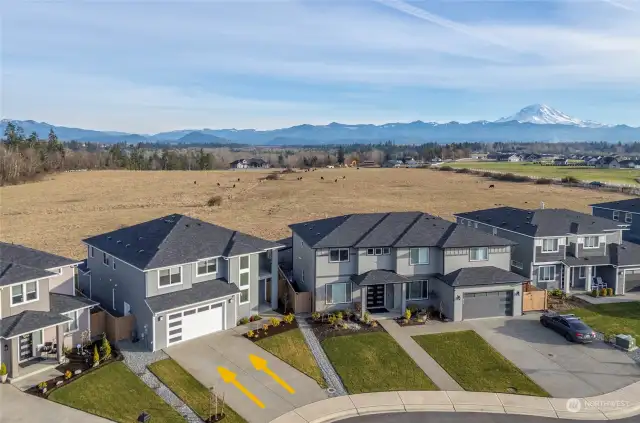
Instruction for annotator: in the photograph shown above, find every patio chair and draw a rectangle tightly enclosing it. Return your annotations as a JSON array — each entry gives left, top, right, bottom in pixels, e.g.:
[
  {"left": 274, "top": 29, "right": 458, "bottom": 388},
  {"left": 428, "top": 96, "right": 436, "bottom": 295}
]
[{"left": 41, "top": 342, "right": 53, "bottom": 358}]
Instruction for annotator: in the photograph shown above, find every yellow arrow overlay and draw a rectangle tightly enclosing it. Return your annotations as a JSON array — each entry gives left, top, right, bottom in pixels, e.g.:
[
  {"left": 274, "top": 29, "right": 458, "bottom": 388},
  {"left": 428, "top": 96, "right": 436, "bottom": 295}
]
[
  {"left": 217, "top": 367, "right": 265, "bottom": 409},
  {"left": 249, "top": 354, "right": 296, "bottom": 394}
]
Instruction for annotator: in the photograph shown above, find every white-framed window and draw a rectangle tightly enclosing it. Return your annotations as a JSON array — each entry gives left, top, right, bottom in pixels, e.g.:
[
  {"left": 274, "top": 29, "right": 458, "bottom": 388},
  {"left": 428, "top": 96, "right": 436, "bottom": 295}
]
[
  {"left": 406, "top": 280, "right": 429, "bottom": 300},
  {"left": 366, "top": 247, "right": 391, "bottom": 256},
  {"left": 541, "top": 238, "right": 559, "bottom": 253},
  {"left": 625, "top": 213, "right": 633, "bottom": 223},
  {"left": 159, "top": 266, "right": 182, "bottom": 287},
  {"left": 89, "top": 246, "right": 94, "bottom": 258},
  {"left": 583, "top": 236, "right": 599, "bottom": 249},
  {"left": 329, "top": 248, "right": 349, "bottom": 262},
  {"left": 409, "top": 247, "right": 429, "bottom": 265},
  {"left": 326, "top": 282, "right": 352, "bottom": 304},
  {"left": 511, "top": 260, "right": 523, "bottom": 270},
  {"left": 538, "top": 265, "right": 556, "bottom": 282},
  {"left": 613, "top": 211, "right": 620, "bottom": 221},
  {"left": 11, "top": 281, "right": 39, "bottom": 306},
  {"left": 197, "top": 258, "right": 217, "bottom": 276},
  {"left": 469, "top": 247, "right": 489, "bottom": 261},
  {"left": 103, "top": 252, "right": 110, "bottom": 267},
  {"left": 239, "top": 255, "right": 250, "bottom": 304},
  {"left": 579, "top": 267, "right": 586, "bottom": 279},
  {"left": 63, "top": 310, "right": 79, "bottom": 333}
]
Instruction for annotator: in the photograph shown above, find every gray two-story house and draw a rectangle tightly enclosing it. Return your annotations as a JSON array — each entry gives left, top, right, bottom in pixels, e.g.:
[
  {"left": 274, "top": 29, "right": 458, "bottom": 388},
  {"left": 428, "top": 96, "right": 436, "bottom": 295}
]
[
  {"left": 0, "top": 242, "right": 96, "bottom": 382},
  {"left": 80, "top": 214, "right": 283, "bottom": 351},
  {"left": 288, "top": 212, "right": 528, "bottom": 322},
  {"left": 455, "top": 207, "right": 640, "bottom": 294},
  {"left": 591, "top": 198, "right": 640, "bottom": 245}
]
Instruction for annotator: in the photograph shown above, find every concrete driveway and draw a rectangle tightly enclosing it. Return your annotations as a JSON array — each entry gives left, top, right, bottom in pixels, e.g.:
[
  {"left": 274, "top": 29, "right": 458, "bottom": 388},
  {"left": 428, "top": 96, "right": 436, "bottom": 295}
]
[
  {"left": 468, "top": 314, "right": 640, "bottom": 398},
  {"left": 165, "top": 328, "right": 328, "bottom": 423}
]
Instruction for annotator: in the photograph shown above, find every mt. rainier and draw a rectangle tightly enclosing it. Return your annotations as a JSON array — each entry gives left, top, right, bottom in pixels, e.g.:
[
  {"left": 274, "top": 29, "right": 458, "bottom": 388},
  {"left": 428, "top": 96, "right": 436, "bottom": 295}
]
[{"left": 495, "top": 104, "right": 607, "bottom": 128}]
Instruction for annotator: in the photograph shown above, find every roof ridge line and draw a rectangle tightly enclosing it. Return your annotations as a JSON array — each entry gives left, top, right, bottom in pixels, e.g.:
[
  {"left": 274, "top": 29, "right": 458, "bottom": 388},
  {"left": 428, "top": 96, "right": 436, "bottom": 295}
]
[
  {"left": 391, "top": 212, "right": 426, "bottom": 246},
  {"left": 352, "top": 213, "right": 393, "bottom": 247},
  {"left": 435, "top": 221, "right": 459, "bottom": 247}
]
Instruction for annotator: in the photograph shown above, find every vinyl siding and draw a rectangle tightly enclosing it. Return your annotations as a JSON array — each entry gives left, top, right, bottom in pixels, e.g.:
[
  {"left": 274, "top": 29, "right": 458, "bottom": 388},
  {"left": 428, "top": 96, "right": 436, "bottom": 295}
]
[
  {"left": 1, "top": 279, "right": 51, "bottom": 318},
  {"left": 48, "top": 266, "right": 76, "bottom": 295},
  {"left": 291, "top": 232, "right": 315, "bottom": 293},
  {"left": 227, "top": 253, "right": 260, "bottom": 319},
  {"left": 443, "top": 247, "right": 511, "bottom": 274},
  {"left": 357, "top": 248, "right": 395, "bottom": 273},
  {"left": 395, "top": 247, "right": 442, "bottom": 275}
]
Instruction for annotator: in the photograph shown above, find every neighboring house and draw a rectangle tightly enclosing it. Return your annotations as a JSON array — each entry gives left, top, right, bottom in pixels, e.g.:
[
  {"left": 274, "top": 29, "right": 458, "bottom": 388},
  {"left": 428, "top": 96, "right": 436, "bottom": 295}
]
[
  {"left": 596, "top": 157, "right": 620, "bottom": 169},
  {"left": 288, "top": 212, "right": 527, "bottom": 322},
  {"left": 524, "top": 154, "right": 542, "bottom": 162},
  {"left": 230, "top": 158, "right": 270, "bottom": 169},
  {"left": 553, "top": 158, "right": 569, "bottom": 166},
  {"left": 591, "top": 198, "right": 640, "bottom": 245},
  {"left": 455, "top": 207, "right": 640, "bottom": 294},
  {"left": 383, "top": 160, "right": 404, "bottom": 168},
  {"left": 619, "top": 160, "right": 638, "bottom": 169},
  {"left": 508, "top": 154, "right": 522, "bottom": 162},
  {"left": 230, "top": 159, "right": 248, "bottom": 169},
  {"left": 0, "top": 242, "right": 96, "bottom": 382},
  {"left": 587, "top": 157, "right": 599, "bottom": 166},
  {"left": 80, "top": 214, "right": 283, "bottom": 351}
]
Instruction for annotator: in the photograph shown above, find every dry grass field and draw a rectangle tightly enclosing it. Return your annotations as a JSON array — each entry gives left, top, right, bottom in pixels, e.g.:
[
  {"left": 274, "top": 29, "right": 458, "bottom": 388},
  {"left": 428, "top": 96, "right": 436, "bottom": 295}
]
[{"left": 0, "top": 168, "right": 633, "bottom": 260}]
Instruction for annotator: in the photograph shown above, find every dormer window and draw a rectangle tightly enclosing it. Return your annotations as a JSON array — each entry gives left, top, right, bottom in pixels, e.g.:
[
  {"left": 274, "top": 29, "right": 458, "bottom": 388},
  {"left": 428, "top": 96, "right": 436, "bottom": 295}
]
[{"left": 583, "top": 236, "right": 600, "bottom": 249}]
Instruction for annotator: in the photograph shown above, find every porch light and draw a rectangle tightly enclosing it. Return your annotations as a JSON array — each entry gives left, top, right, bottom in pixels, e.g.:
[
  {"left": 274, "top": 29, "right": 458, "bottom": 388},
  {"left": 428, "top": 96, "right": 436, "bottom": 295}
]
[
  {"left": 515, "top": 291, "right": 520, "bottom": 297},
  {"left": 158, "top": 316, "right": 163, "bottom": 322},
  {"left": 229, "top": 298, "right": 233, "bottom": 303},
  {"left": 3, "top": 345, "right": 7, "bottom": 352}
]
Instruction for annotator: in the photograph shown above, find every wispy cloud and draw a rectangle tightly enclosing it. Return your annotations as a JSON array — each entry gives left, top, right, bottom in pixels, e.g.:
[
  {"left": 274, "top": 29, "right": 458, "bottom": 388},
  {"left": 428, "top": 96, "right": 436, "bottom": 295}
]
[{"left": 600, "top": 0, "right": 637, "bottom": 11}]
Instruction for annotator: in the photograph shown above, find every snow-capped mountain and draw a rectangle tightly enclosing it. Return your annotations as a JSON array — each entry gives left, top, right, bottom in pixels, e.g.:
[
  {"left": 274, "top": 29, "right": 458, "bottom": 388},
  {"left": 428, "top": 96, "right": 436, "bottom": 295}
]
[
  {"left": 495, "top": 104, "right": 607, "bottom": 128},
  {"left": 2, "top": 104, "right": 638, "bottom": 145}
]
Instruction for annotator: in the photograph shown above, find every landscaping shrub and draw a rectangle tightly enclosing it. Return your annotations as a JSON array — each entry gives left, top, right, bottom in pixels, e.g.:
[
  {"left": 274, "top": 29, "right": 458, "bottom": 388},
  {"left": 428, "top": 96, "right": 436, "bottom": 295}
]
[
  {"left": 283, "top": 313, "right": 295, "bottom": 324},
  {"left": 327, "top": 314, "right": 337, "bottom": 325},
  {"left": 262, "top": 323, "right": 269, "bottom": 332},
  {"left": 93, "top": 345, "right": 100, "bottom": 366},
  {"left": 600, "top": 288, "right": 608, "bottom": 297},
  {"left": 496, "top": 173, "right": 530, "bottom": 182},
  {"left": 439, "top": 165, "right": 453, "bottom": 171},
  {"left": 101, "top": 335, "right": 112, "bottom": 359},
  {"left": 207, "top": 195, "right": 223, "bottom": 207},
  {"left": 455, "top": 168, "right": 471, "bottom": 174},
  {"left": 64, "top": 370, "right": 73, "bottom": 380},
  {"left": 482, "top": 172, "right": 493, "bottom": 177},
  {"left": 269, "top": 317, "right": 281, "bottom": 327},
  {"left": 311, "top": 312, "right": 321, "bottom": 321},
  {"left": 535, "top": 178, "right": 553, "bottom": 185},
  {"left": 239, "top": 317, "right": 250, "bottom": 325},
  {"left": 607, "top": 288, "right": 614, "bottom": 296},
  {"left": 561, "top": 176, "right": 579, "bottom": 184},
  {"left": 0, "top": 363, "right": 6, "bottom": 376},
  {"left": 404, "top": 309, "right": 412, "bottom": 320},
  {"left": 591, "top": 289, "right": 599, "bottom": 297},
  {"left": 370, "top": 320, "right": 379, "bottom": 328},
  {"left": 343, "top": 308, "right": 353, "bottom": 320},
  {"left": 334, "top": 311, "right": 343, "bottom": 320}
]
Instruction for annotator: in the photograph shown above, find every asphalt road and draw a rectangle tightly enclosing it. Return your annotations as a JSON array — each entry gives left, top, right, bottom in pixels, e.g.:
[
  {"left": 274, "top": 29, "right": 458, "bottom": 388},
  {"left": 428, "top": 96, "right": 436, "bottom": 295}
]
[{"left": 339, "top": 413, "right": 640, "bottom": 423}]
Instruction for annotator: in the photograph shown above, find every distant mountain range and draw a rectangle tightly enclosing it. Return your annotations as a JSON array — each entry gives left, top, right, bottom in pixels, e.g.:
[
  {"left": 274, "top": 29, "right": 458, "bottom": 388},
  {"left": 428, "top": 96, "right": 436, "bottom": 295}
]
[{"left": 2, "top": 105, "right": 639, "bottom": 145}]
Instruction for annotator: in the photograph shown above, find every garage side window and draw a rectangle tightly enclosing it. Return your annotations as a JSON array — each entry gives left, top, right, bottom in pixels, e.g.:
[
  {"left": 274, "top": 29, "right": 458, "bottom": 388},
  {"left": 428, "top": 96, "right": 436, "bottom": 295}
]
[
  {"left": 159, "top": 266, "right": 182, "bottom": 287},
  {"left": 326, "top": 282, "right": 352, "bottom": 304},
  {"left": 239, "top": 255, "right": 250, "bottom": 304},
  {"left": 406, "top": 280, "right": 429, "bottom": 300}
]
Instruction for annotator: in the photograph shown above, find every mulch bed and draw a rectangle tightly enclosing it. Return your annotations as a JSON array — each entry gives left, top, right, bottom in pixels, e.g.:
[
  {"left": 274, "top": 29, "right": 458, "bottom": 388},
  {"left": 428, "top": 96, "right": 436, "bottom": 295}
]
[
  {"left": 244, "top": 319, "right": 298, "bottom": 342},
  {"left": 307, "top": 316, "right": 385, "bottom": 342},
  {"left": 25, "top": 341, "right": 122, "bottom": 398},
  {"left": 396, "top": 311, "right": 447, "bottom": 327}
]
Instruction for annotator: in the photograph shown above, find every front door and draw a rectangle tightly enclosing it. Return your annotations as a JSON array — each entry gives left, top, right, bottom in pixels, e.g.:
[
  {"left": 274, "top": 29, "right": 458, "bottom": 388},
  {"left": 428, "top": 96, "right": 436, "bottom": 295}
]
[
  {"left": 366, "top": 284, "right": 385, "bottom": 308},
  {"left": 19, "top": 333, "right": 34, "bottom": 361}
]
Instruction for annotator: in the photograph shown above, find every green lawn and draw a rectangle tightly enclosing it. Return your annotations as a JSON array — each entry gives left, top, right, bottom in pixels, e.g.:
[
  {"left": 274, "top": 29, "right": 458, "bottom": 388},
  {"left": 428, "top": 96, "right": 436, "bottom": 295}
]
[
  {"left": 321, "top": 332, "right": 438, "bottom": 394},
  {"left": 571, "top": 302, "right": 640, "bottom": 340},
  {"left": 254, "top": 328, "right": 327, "bottom": 388},
  {"left": 448, "top": 161, "right": 640, "bottom": 185},
  {"left": 49, "top": 361, "right": 184, "bottom": 423},
  {"left": 148, "top": 359, "right": 246, "bottom": 423},
  {"left": 413, "top": 330, "right": 548, "bottom": 397}
]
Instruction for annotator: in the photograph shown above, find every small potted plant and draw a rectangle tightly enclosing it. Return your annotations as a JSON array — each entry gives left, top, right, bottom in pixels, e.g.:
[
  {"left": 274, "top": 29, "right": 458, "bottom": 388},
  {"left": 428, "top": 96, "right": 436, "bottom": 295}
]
[
  {"left": 65, "top": 370, "right": 73, "bottom": 380},
  {"left": 38, "top": 381, "right": 47, "bottom": 394},
  {"left": 0, "top": 362, "right": 7, "bottom": 383}
]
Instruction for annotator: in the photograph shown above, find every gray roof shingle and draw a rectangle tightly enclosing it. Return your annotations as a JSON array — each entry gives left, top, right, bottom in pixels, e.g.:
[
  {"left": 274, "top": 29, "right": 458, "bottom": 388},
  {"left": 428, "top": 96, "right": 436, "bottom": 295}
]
[
  {"left": 351, "top": 270, "right": 410, "bottom": 286},
  {"left": 455, "top": 207, "right": 624, "bottom": 237},
  {"left": 439, "top": 266, "right": 529, "bottom": 287},
  {"left": 49, "top": 293, "right": 98, "bottom": 314},
  {"left": 0, "top": 311, "right": 72, "bottom": 339},
  {"left": 616, "top": 242, "right": 640, "bottom": 267},
  {"left": 290, "top": 212, "right": 515, "bottom": 250},
  {"left": 0, "top": 242, "right": 80, "bottom": 269},
  {"left": 83, "top": 214, "right": 283, "bottom": 270},
  {"left": 145, "top": 279, "right": 240, "bottom": 313},
  {"left": 0, "top": 261, "right": 56, "bottom": 286},
  {"left": 591, "top": 198, "right": 640, "bottom": 214}
]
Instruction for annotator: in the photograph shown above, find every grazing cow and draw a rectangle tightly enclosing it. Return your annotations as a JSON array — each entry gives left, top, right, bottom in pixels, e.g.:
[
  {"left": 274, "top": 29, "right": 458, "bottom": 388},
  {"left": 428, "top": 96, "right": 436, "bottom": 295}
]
[
  {"left": 489, "top": 184, "right": 495, "bottom": 188},
  {"left": 335, "top": 179, "right": 338, "bottom": 183},
  {"left": 321, "top": 177, "right": 324, "bottom": 180},
  {"left": 233, "top": 184, "right": 236, "bottom": 188},
  {"left": 237, "top": 178, "right": 240, "bottom": 182},
  {"left": 342, "top": 176, "right": 346, "bottom": 179},
  {"left": 194, "top": 181, "right": 197, "bottom": 184},
  {"left": 217, "top": 183, "right": 220, "bottom": 186}
]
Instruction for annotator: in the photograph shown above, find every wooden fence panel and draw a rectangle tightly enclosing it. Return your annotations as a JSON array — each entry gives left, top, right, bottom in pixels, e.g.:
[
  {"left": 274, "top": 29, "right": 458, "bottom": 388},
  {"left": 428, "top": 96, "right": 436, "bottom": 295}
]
[
  {"left": 90, "top": 310, "right": 106, "bottom": 338},
  {"left": 294, "top": 292, "right": 312, "bottom": 314},
  {"left": 523, "top": 289, "right": 548, "bottom": 312}
]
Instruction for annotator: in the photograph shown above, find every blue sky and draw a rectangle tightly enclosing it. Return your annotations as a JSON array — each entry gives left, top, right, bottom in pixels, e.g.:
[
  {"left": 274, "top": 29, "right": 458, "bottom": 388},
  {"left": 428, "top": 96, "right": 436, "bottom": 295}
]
[{"left": 3, "top": 0, "right": 640, "bottom": 133}]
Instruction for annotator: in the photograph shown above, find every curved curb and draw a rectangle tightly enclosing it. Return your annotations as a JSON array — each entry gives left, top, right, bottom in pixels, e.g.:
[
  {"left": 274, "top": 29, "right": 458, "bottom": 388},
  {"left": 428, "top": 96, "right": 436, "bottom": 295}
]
[{"left": 269, "top": 383, "right": 640, "bottom": 423}]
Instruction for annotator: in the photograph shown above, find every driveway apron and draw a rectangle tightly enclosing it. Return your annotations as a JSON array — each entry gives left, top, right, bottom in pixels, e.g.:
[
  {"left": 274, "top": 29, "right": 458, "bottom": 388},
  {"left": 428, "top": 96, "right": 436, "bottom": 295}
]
[{"left": 165, "top": 329, "right": 328, "bottom": 423}]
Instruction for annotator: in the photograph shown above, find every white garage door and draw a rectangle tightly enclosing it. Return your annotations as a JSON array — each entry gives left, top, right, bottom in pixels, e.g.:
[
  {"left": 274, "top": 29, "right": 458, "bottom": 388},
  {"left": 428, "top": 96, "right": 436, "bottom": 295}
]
[
  {"left": 167, "top": 302, "right": 225, "bottom": 346},
  {"left": 626, "top": 269, "right": 640, "bottom": 293}
]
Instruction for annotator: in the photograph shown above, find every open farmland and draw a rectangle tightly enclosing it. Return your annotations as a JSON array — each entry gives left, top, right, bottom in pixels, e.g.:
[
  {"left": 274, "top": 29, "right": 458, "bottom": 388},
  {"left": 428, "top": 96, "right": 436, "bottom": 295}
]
[
  {"left": 0, "top": 168, "right": 634, "bottom": 259},
  {"left": 448, "top": 161, "right": 640, "bottom": 185}
]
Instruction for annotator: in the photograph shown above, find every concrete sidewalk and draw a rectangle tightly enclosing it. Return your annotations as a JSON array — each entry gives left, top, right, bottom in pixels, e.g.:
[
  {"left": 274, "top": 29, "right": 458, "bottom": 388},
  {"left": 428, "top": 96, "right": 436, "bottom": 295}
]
[
  {"left": 166, "top": 326, "right": 328, "bottom": 423},
  {"left": 0, "top": 384, "right": 112, "bottom": 423},
  {"left": 268, "top": 380, "right": 640, "bottom": 423},
  {"left": 378, "top": 319, "right": 464, "bottom": 391}
]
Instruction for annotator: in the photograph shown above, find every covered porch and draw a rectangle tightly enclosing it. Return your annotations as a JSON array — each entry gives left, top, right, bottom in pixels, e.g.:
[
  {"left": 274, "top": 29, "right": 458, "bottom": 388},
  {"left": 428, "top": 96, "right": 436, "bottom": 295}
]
[
  {"left": 0, "top": 311, "right": 70, "bottom": 383},
  {"left": 561, "top": 257, "right": 618, "bottom": 294},
  {"left": 351, "top": 270, "right": 411, "bottom": 319}
]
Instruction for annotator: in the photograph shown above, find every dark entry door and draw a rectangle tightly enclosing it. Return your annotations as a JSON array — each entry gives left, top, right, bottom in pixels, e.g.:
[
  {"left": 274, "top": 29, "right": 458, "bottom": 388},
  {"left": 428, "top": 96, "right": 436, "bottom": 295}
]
[
  {"left": 19, "top": 333, "right": 34, "bottom": 361},
  {"left": 366, "top": 284, "right": 385, "bottom": 308}
]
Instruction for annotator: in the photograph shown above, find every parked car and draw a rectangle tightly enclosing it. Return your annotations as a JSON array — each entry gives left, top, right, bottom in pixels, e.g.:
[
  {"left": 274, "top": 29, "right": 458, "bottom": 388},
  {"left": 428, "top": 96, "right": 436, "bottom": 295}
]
[
  {"left": 540, "top": 313, "right": 596, "bottom": 343},
  {"left": 590, "top": 181, "right": 604, "bottom": 187}
]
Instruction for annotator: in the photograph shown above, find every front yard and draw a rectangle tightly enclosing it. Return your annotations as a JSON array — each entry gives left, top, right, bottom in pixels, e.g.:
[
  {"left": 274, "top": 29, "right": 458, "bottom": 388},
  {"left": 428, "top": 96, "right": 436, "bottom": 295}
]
[
  {"left": 571, "top": 301, "right": 640, "bottom": 340},
  {"left": 413, "top": 330, "right": 549, "bottom": 397},
  {"left": 321, "top": 331, "right": 438, "bottom": 394},
  {"left": 254, "top": 328, "right": 326, "bottom": 388},
  {"left": 148, "top": 359, "right": 247, "bottom": 423},
  {"left": 49, "top": 361, "right": 184, "bottom": 423}
]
